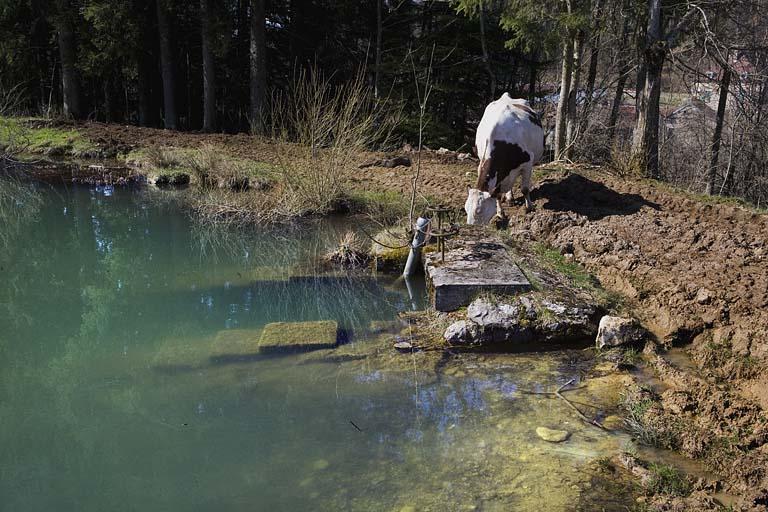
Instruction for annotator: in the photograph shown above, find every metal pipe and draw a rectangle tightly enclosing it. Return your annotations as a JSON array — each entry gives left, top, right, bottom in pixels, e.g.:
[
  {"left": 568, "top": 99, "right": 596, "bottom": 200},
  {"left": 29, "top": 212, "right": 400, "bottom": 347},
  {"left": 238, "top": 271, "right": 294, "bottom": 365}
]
[{"left": 403, "top": 217, "right": 430, "bottom": 277}]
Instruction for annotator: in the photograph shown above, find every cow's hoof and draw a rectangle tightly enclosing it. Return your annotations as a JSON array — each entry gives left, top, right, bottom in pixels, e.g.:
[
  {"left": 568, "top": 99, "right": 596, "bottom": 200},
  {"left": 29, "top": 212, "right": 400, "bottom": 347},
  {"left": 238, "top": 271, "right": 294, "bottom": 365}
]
[{"left": 492, "top": 215, "right": 509, "bottom": 230}]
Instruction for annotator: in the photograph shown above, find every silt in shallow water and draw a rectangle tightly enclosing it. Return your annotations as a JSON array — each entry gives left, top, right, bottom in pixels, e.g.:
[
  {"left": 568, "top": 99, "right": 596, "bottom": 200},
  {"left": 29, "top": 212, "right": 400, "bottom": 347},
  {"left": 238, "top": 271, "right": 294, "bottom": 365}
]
[{"left": 0, "top": 181, "right": 642, "bottom": 511}]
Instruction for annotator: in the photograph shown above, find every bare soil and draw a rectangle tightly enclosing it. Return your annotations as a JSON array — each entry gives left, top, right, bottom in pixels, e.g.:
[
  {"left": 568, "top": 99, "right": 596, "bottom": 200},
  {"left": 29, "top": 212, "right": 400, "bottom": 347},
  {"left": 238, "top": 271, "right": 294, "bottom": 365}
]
[
  {"left": 23, "top": 120, "right": 768, "bottom": 509},
  {"left": 502, "top": 168, "right": 768, "bottom": 510}
]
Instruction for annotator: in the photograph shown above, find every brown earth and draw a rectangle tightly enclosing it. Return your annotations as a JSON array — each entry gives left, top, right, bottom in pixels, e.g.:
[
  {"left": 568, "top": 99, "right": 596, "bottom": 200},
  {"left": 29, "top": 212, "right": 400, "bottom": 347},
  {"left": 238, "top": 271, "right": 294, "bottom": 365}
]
[
  {"left": 24, "top": 120, "right": 768, "bottom": 509},
  {"left": 503, "top": 170, "right": 768, "bottom": 510}
]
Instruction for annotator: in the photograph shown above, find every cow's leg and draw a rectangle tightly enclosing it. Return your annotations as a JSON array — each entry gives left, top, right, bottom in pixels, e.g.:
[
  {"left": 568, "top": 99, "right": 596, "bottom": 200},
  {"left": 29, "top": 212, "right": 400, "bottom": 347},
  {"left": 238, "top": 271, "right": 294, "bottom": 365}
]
[
  {"left": 521, "top": 164, "right": 534, "bottom": 212},
  {"left": 495, "top": 197, "right": 506, "bottom": 219},
  {"left": 499, "top": 167, "right": 521, "bottom": 206},
  {"left": 491, "top": 196, "right": 509, "bottom": 229}
]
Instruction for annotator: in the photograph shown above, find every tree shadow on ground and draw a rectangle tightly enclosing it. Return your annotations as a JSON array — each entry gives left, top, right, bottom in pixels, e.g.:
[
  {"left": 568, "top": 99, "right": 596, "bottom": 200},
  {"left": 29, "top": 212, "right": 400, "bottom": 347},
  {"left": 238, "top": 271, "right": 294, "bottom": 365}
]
[{"left": 532, "top": 173, "right": 661, "bottom": 220}]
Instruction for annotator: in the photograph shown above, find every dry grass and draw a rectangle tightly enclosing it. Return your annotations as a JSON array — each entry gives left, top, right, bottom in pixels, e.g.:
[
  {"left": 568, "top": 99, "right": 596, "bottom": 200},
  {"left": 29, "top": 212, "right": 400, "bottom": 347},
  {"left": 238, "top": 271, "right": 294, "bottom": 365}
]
[
  {"left": 185, "top": 144, "right": 252, "bottom": 191},
  {"left": 181, "top": 71, "right": 401, "bottom": 229},
  {"left": 0, "top": 174, "right": 42, "bottom": 252},
  {"left": 323, "top": 230, "right": 370, "bottom": 268},
  {"left": 0, "top": 84, "right": 28, "bottom": 161},
  {"left": 144, "top": 146, "right": 183, "bottom": 169},
  {"left": 189, "top": 188, "right": 283, "bottom": 227},
  {"left": 269, "top": 67, "right": 399, "bottom": 216},
  {"left": 609, "top": 138, "right": 644, "bottom": 178}
]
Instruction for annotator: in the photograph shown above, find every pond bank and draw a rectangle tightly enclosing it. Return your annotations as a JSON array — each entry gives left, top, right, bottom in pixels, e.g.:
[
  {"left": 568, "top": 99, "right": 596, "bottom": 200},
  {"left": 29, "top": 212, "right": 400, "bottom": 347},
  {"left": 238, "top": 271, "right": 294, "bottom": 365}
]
[{"left": 3, "top": 117, "right": 767, "bottom": 509}]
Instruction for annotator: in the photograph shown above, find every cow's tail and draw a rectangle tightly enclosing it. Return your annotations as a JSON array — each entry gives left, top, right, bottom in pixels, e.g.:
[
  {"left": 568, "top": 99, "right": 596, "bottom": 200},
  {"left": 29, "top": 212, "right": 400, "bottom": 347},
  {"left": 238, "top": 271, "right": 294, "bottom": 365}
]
[{"left": 476, "top": 125, "right": 498, "bottom": 191}]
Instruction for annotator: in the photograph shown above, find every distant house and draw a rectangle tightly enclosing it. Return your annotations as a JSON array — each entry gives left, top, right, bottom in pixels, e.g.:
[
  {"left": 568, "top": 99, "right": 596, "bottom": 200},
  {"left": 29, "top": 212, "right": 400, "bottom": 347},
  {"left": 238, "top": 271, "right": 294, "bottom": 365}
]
[
  {"left": 692, "top": 54, "right": 760, "bottom": 110},
  {"left": 733, "top": 54, "right": 756, "bottom": 82},
  {"left": 665, "top": 97, "right": 717, "bottom": 130}
]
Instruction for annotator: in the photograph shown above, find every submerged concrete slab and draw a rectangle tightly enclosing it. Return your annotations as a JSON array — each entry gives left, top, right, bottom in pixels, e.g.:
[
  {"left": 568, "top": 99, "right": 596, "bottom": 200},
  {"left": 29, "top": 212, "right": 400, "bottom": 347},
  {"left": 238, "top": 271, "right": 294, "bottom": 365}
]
[
  {"left": 423, "top": 229, "right": 531, "bottom": 311},
  {"left": 258, "top": 320, "right": 339, "bottom": 354},
  {"left": 211, "top": 329, "right": 262, "bottom": 356}
]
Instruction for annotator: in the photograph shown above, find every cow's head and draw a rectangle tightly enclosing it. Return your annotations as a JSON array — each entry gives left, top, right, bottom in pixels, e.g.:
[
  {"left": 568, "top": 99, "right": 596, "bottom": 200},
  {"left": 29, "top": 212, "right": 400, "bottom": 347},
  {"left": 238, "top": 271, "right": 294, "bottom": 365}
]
[{"left": 465, "top": 188, "right": 496, "bottom": 225}]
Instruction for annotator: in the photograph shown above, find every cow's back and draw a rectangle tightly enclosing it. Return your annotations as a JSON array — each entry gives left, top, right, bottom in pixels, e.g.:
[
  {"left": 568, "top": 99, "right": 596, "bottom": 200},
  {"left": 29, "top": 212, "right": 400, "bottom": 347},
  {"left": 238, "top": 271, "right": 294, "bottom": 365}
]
[{"left": 476, "top": 93, "right": 543, "bottom": 163}]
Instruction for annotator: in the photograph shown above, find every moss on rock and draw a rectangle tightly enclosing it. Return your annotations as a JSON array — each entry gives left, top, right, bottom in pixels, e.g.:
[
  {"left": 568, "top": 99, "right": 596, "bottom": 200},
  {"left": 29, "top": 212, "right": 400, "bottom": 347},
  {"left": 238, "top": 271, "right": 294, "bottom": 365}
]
[{"left": 258, "top": 320, "right": 339, "bottom": 353}]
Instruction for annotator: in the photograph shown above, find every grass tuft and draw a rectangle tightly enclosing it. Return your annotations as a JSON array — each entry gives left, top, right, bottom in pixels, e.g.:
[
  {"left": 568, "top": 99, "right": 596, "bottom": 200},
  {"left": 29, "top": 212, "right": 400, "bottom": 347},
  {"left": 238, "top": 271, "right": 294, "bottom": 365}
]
[
  {"left": 144, "top": 146, "right": 183, "bottom": 169},
  {"left": 645, "top": 463, "right": 692, "bottom": 496},
  {"left": 620, "top": 388, "right": 678, "bottom": 449}
]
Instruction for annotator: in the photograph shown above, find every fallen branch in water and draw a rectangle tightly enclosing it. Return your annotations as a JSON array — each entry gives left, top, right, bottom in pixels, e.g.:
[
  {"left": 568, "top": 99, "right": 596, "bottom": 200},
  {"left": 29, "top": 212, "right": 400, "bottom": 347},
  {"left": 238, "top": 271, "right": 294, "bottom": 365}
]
[{"left": 522, "top": 379, "right": 608, "bottom": 431}]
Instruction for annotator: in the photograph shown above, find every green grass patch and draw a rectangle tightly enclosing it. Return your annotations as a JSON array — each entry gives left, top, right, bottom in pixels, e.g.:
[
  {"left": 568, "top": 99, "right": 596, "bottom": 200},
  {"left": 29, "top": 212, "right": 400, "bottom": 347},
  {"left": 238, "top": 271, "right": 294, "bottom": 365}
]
[
  {"left": 533, "top": 242, "right": 598, "bottom": 289},
  {"left": 621, "top": 388, "right": 679, "bottom": 449},
  {"left": 124, "top": 145, "right": 277, "bottom": 191},
  {"left": 619, "top": 347, "right": 643, "bottom": 368},
  {"left": 531, "top": 241, "right": 624, "bottom": 310},
  {"left": 0, "top": 117, "right": 97, "bottom": 156}
]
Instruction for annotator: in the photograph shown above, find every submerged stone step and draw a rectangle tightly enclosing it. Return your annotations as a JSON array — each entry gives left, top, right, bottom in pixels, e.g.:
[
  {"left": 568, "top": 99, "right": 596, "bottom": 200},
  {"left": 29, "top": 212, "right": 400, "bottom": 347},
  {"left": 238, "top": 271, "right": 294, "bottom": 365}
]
[
  {"left": 423, "top": 227, "right": 531, "bottom": 312},
  {"left": 258, "top": 320, "right": 339, "bottom": 354},
  {"left": 211, "top": 329, "right": 262, "bottom": 357}
]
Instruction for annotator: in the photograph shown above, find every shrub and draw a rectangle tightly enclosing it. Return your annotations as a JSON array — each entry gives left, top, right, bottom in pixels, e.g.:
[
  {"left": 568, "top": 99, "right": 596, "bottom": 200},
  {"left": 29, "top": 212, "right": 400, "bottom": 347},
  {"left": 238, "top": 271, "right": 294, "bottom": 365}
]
[
  {"left": 269, "top": 67, "right": 399, "bottom": 216},
  {"left": 144, "top": 146, "right": 182, "bottom": 169},
  {"left": 185, "top": 144, "right": 251, "bottom": 191}
]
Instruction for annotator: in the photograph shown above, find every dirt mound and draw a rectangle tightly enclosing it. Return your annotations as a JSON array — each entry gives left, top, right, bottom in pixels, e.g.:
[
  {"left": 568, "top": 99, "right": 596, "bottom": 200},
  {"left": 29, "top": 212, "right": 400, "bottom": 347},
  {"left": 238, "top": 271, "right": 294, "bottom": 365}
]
[{"left": 502, "top": 168, "right": 768, "bottom": 508}]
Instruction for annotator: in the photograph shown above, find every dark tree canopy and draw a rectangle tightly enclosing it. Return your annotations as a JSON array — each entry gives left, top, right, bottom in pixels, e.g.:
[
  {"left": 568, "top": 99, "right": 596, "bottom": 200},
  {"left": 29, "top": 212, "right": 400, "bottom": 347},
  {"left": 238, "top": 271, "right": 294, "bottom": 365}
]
[{"left": 1, "top": 0, "right": 768, "bottom": 203}]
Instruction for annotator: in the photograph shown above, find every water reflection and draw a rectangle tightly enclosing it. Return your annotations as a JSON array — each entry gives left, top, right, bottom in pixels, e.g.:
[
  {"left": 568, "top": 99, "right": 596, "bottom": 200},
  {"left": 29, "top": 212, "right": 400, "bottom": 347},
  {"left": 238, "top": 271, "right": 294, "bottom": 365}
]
[{"left": 0, "top": 180, "right": 633, "bottom": 511}]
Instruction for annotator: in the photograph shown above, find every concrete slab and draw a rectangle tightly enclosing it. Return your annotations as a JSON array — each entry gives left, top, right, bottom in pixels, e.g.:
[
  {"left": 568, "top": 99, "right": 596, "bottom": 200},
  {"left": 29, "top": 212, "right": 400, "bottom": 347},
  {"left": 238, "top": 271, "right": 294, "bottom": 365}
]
[
  {"left": 258, "top": 320, "right": 339, "bottom": 354},
  {"left": 423, "top": 228, "right": 531, "bottom": 311},
  {"left": 211, "top": 329, "right": 262, "bottom": 357}
]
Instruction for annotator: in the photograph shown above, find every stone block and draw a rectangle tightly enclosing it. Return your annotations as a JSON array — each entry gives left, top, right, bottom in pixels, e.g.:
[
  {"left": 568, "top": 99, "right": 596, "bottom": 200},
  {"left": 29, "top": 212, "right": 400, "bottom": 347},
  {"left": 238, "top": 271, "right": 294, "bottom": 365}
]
[
  {"left": 258, "top": 320, "right": 339, "bottom": 354},
  {"left": 423, "top": 229, "right": 530, "bottom": 311},
  {"left": 211, "top": 329, "right": 262, "bottom": 357}
]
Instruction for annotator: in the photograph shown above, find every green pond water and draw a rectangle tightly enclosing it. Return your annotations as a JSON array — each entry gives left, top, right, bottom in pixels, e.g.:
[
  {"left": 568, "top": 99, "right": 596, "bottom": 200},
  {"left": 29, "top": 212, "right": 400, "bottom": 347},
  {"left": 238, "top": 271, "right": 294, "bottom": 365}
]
[{"left": 0, "top": 180, "right": 638, "bottom": 511}]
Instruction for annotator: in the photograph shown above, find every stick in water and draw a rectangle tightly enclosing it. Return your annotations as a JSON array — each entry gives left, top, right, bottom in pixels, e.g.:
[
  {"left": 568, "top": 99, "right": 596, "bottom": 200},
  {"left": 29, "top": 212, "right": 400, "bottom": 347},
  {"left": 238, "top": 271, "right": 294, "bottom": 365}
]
[{"left": 349, "top": 420, "right": 363, "bottom": 432}]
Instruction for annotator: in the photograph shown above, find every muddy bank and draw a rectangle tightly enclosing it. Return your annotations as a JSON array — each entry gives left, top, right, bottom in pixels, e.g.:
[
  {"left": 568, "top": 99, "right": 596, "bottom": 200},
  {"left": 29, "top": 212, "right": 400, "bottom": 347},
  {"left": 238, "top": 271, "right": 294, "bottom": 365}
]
[
  {"left": 7, "top": 119, "right": 768, "bottom": 507},
  {"left": 504, "top": 168, "right": 768, "bottom": 510}
]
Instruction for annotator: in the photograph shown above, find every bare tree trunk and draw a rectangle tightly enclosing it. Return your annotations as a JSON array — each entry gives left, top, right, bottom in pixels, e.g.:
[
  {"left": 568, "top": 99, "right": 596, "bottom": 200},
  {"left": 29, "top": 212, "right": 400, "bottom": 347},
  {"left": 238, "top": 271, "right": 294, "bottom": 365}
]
[
  {"left": 200, "top": 0, "right": 216, "bottom": 132},
  {"left": 249, "top": 0, "right": 267, "bottom": 134},
  {"left": 631, "top": 0, "right": 663, "bottom": 178},
  {"left": 103, "top": 75, "right": 114, "bottom": 122},
  {"left": 479, "top": 2, "right": 496, "bottom": 101},
  {"left": 707, "top": 66, "right": 731, "bottom": 195},
  {"left": 608, "top": 12, "right": 632, "bottom": 142},
  {"left": 136, "top": 40, "right": 155, "bottom": 127},
  {"left": 555, "top": 32, "right": 575, "bottom": 160},
  {"left": 528, "top": 49, "right": 538, "bottom": 101},
  {"left": 55, "top": 0, "right": 81, "bottom": 119},
  {"left": 634, "top": 16, "right": 647, "bottom": 115},
  {"left": 579, "top": 0, "right": 602, "bottom": 136},
  {"left": 156, "top": 0, "right": 177, "bottom": 129},
  {"left": 583, "top": 25, "right": 600, "bottom": 103},
  {"left": 374, "top": 0, "right": 382, "bottom": 98},
  {"left": 565, "top": 31, "right": 585, "bottom": 159}
]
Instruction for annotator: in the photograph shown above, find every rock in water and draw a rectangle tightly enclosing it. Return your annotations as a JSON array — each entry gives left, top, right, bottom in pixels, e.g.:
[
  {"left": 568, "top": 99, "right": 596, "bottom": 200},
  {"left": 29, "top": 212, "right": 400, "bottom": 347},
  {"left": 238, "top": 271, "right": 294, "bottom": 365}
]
[
  {"left": 394, "top": 339, "right": 414, "bottom": 352},
  {"left": 536, "top": 426, "right": 571, "bottom": 443},
  {"left": 258, "top": 321, "right": 338, "bottom": 353},
  {"left": 444, "top": 320, "right": 472, "bottom": 344},
  {"left": 595, "top": 316, "right": 646, "bottom": 349},
  {"left": 467, "top": 299, "right": 521, "bottom": 330},
  {"left": 312, "top": 459, "right": 329, "bottom": 470}
]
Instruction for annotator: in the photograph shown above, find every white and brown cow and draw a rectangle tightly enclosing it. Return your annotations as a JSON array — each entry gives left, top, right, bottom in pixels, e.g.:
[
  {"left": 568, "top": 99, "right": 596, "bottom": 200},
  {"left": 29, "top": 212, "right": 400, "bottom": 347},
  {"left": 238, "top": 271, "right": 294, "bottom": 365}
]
[{"left": 465, "top": 93, "right": 544, "bottom": 225}]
